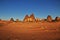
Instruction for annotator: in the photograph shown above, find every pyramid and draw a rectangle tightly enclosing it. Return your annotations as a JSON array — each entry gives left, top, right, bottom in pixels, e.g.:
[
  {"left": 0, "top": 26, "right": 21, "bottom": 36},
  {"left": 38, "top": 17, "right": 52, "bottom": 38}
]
[
  {"left": 47, "top": 15, "right": 52, "bottom": 22},
  {"left": 23, "top": 14, "right": 29, "bottom": 22},
  {"left": 23, "top": 14, "right": 36, "bottom": 22},
  {"left": 30, "top": 13, "right": 35, "bottom": 19},
  {"left": 55, "top": 16, "right": 60, "bottom": 21},
  {"left": 29, "top": 13, "right": 35, "bottom": 22},
  {"left": 10, "top": 18, "right": 14, "bottom": 22}
]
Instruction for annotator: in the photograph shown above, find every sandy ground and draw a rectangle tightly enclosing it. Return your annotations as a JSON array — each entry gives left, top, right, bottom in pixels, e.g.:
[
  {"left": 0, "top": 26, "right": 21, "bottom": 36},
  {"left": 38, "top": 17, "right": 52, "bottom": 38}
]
[{"left": 0, "top": 21, "right": 60, "bottom": 40}]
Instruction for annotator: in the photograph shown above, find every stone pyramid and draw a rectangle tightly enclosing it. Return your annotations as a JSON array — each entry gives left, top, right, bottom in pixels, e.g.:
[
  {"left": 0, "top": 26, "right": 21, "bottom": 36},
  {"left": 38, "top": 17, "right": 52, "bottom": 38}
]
[
  {"left": 23, "top": 14, "right": 29, "bottom": 22},
  {"left": 23, "top": 14, "right": 35, "bottom": 22},
  {"left": 29, "top": 13, "right": 35, "bottom": 22},
  {"left": 47, "top": 15, "right": 52, "bottom": 22},
  {"left": 55, "top": 16, "right": 60, "bottom": 21}
]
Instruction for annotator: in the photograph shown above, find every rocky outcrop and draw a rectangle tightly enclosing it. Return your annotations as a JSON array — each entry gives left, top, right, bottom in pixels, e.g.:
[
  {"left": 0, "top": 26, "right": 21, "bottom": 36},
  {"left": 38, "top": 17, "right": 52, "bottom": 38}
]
[
  {"left": 55, "top": 16, "right": 60, "bottom": 21},
  {"left": 29, "top": 14, "right": 35, "bottom": 22},
  {"left": 23, "top": 14, "right": 35, "bottom": 22},
  {"left": 10, "top": 18, "right": 14, "bottom": 22},
  {"left": 47, "top": 15, "right": 52, "bottom": 22},
  {"left": 23, "top": 14, "right": 29, "bottom": 22}
]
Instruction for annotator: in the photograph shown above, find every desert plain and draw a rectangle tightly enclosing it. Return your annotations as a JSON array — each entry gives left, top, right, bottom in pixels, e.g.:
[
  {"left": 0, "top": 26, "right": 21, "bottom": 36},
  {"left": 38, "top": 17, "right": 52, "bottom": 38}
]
[{"left": 0, "top": 21, "right": 60, "bottom": 40}]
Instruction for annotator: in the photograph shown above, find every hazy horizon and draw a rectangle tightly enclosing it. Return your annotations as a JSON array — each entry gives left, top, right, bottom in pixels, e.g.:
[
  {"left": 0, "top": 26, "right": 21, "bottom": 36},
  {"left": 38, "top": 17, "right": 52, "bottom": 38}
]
[{"left": 0, "top": 0, "right": 60, "bottom": 20}]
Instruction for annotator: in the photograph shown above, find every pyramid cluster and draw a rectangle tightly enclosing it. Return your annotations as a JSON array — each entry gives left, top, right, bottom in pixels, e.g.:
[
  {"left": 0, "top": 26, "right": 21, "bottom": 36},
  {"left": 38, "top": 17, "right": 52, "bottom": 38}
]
[
  {"left": 23, "top": 14, "right": 35, "bottom": 22},
  {"left": 23, "top": 14, "right": 60, "bottom": 22},
  {"left": 0, "top": 14, "right": 60, "bottom": 22}
]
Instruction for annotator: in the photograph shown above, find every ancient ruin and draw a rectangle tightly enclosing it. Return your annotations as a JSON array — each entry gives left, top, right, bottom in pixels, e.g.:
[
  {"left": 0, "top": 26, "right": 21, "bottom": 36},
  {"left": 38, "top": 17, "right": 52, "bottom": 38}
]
[
  {"left": 10, "top": 18, "right": 14, "bottom": 22},
  {"left": 47, "top": 15, "right": 52, "bottom": 22},
  {"left": 55, "top": 16, "right": 60, "bottom": 21},
  {"left": 23, "top": 14, "right": 35, "bottom": 22},
  {"left": 0, "top": 14, "right": 60, "bottom": 22}
]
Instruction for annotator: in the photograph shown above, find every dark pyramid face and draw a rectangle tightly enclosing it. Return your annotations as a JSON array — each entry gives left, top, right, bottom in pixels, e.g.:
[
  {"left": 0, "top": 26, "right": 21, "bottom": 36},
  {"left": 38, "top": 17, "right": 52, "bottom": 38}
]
[
  {"left": 55, "top": 17, "right": 60, "bottom": 21},
  {"left": 47, "top": 15, "right": 52, "bottom": 22},
  {"left": 23, "top": 14, "right": 36, "bottom": 22},
  {"left": 10, "top": 18, "right": 14, "bottom": 22},
  {"left": 47, "top": 15, "right": 51, "bottom": 18},
  {"left": 30, "top": 13, "right": 34, "bottom": 16},
  {"left": 25, "top": 15, "right": 29, "bottom": 19},
  {"left": 30, "top": 13, "right": 35, "bottom": 19},
  {"left": 23, "top": 14, "right": 29, "bottom": 22}
]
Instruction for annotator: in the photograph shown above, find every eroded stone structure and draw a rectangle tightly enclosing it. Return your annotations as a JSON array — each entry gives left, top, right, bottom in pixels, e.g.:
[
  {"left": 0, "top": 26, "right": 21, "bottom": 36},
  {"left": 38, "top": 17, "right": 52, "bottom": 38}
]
[
  {"left": 55, "top": 17, "right": 60, "bottom": 21},
  {"left": 10, "top": 18, "right": 14, "bottom": 22},
  {"left": 47, "top": 15, "right": 52, "bottom": 22},
  {"left": 23, "top": 14, "right": 35, "bottom": 22}
]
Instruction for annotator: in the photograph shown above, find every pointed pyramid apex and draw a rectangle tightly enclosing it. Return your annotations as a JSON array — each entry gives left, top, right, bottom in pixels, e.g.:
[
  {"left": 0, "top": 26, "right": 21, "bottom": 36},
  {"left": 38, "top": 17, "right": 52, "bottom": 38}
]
[
  {"left": 10, "top": 18, "right": 14, "bottom": 21},
  {"left": 48, "top": 15, "right": 51, "bottom": 17},
  {"left": 25, "top": 14, "right": 29, "bottom": 18},
  {"left": 30, "top": 13, "right": 35, "bottom": 17},
  {"left": 23, "top": 14, "right": 29, "bottom": 21},
  {"left": 30, "top": 13, "right": 34, "bottom": 16},
  {"left": 47, "top": 15, "right": 52, "bottom": 22},
  {"left": 55, "top": 16, "right": 60, "bottom": 21},
  {"left": 30, "top": 13, "right": 35, "bottom": 20}
]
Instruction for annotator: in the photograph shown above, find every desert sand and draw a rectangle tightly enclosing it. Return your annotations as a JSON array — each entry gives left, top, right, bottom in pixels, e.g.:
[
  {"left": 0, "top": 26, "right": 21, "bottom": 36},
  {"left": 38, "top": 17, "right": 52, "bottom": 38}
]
[{"left": 0, "top": 21, "right": 60, "bottom": 40}]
